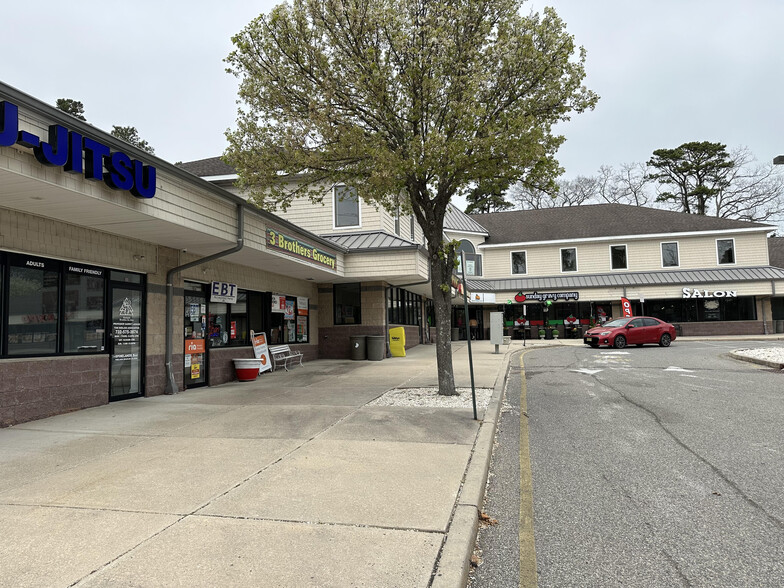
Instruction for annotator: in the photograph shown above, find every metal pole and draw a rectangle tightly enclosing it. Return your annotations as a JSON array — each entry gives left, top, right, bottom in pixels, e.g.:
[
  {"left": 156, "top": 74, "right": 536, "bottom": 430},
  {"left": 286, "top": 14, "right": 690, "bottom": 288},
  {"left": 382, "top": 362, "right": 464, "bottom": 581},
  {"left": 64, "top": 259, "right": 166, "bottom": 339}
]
[{"left": 461, "top": 252, "right": 477, "bottom": 420}]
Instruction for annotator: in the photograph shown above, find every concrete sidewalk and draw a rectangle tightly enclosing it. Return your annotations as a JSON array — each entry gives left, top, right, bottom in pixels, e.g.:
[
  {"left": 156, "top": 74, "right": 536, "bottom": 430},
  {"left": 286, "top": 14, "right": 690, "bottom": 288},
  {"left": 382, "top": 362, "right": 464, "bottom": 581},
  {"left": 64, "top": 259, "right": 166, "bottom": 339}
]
[{"left": 0, "top": 341, "right": 513, "bottom": 588}]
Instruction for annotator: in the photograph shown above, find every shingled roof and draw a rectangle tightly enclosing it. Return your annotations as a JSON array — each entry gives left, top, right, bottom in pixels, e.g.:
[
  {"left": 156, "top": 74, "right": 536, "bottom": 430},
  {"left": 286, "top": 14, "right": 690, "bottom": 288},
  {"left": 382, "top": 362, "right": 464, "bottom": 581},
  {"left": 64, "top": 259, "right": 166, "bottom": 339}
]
[
  {"left": 469, "top": 203, "right": 774, "bottom": 244},
  {"left": 177, "top": 156, "right": 236, "bottom": 177}
]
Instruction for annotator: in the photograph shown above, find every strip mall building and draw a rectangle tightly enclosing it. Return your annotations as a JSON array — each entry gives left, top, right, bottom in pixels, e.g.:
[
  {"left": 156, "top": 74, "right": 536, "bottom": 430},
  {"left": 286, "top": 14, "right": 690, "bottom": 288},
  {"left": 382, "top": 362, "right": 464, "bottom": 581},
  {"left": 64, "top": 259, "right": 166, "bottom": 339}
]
[{"left": 2, "top": 81, "right": 783, "bottom": 426}]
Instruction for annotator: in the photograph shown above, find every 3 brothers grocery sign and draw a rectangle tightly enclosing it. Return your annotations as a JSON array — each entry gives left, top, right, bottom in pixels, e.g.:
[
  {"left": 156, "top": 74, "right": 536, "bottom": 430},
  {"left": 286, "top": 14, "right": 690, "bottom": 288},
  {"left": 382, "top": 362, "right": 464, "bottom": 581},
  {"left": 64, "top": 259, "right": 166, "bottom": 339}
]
[{"left": 266, "top": 228, "right": 336, "bottom": 271}]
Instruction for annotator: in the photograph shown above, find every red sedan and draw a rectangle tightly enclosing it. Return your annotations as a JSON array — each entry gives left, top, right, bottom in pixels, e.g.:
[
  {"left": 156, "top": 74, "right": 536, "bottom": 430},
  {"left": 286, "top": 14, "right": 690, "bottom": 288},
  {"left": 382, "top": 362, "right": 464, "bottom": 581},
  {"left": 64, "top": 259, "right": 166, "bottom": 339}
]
[{"left": 583, "top": 316, "right": 677, "bottom": 349}]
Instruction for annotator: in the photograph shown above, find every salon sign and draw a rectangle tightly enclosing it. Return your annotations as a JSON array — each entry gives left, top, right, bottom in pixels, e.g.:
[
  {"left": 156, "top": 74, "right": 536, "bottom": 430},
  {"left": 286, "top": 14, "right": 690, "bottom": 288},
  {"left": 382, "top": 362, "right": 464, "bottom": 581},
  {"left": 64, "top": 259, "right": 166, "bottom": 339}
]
[{"left": 682, "top": 288, "right": 738, "bottom": 299}]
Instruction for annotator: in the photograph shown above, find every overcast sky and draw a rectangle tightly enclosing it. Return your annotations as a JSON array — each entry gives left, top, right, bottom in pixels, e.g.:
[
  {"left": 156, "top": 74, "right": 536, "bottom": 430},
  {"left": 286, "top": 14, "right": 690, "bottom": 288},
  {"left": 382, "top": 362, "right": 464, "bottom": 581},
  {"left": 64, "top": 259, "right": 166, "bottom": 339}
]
[{"left": 3, "top": 1, "right": 782, "bottom": 181}]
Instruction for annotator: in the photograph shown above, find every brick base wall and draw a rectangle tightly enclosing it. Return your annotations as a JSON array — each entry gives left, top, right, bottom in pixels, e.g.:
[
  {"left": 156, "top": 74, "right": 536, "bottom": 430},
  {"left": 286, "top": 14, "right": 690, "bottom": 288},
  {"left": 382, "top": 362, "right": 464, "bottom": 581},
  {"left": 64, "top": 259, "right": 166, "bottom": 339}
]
[
  {"left": 145, "top": 353, "right": 172, "bottom": 397},
  {"left": 676, "top": 320, "right": 772, "bottom": 337},
  {"left": 207, "top": 344, "right": 320, "bottom": 385},
  {"left": 0, "top": 356, "right": 109, "bottom": 428},
  {"left": 319, "top": 326, "right": 386, "bottom": 359}
]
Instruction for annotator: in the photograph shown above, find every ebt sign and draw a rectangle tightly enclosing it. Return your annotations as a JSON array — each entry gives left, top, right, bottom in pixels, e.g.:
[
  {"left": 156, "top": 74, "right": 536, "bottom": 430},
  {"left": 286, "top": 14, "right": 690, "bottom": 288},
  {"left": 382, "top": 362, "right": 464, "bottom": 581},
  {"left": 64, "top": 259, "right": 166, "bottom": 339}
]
[
  {"left": 0, "top": 101, "right": 156, "bottom": 198},
  {"left": 682, "top": 287, "right": 738, "bottom": 299}
]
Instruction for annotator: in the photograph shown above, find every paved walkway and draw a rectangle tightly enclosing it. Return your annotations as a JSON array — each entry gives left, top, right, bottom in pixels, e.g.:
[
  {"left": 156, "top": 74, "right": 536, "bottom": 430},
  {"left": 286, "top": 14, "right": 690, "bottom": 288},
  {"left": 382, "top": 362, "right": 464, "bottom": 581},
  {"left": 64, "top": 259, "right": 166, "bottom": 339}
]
[
  {"left": 2, "top": 334, "right": 781, "bottom": 587},
  {"left": 0, "top": 341, "right": 511, "bottom": 588}
]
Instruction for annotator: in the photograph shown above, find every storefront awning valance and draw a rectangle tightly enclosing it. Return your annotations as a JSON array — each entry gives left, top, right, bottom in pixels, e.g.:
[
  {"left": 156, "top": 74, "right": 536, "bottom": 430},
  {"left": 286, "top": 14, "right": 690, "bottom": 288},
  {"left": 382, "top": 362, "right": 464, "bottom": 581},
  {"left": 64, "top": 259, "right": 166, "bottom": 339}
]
[{"left": 467, "top": 266, "right": 784, "bottom": 293}]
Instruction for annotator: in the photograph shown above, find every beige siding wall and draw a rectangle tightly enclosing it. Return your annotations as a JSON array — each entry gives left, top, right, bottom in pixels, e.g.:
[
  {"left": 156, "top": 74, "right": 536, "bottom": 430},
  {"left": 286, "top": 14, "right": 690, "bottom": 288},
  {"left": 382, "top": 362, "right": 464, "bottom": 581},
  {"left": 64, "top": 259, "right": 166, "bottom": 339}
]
[
  {"left": 0, "top": 207, "right": 157, "bottom": 274},
  {"left": 343, "top": 250, "right": 424, "bottom": 280},
  {"left": 10, "top": 113, "right": 239, "bottom": 244},
  {"left": 481, "top": 232, "right": 771, "bottom": 278}
]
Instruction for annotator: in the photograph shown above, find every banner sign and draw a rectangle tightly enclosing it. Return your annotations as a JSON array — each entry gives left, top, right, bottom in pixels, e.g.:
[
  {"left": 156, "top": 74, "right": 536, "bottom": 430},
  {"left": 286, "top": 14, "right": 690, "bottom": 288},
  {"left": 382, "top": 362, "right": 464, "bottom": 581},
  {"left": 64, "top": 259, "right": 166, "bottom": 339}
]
[
  {"left": 514, "top": 291, "right": 579, "bottom": 303},
  {"left": 621, "top": 297, "right": 633, "bottom": 318},
  {"left": 1, "top": 100, "right": 156, "bottom": 198},
  {"left": 266, "top": 228, "right": 336, "bottom": 271},
  {"left": 210, "top": 281, "right": 238, "bottom": 303},
  {"left": 250, "top": 330, "right": 272, "bottom": 374}
]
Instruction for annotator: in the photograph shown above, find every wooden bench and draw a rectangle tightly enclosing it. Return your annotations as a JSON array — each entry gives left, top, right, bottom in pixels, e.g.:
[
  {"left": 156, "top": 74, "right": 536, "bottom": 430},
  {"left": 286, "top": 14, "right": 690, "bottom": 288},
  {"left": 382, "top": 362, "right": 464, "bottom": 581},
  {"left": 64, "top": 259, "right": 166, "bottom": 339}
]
[{"left": 269, "top": 344, "right": 304, "bottom": 371}]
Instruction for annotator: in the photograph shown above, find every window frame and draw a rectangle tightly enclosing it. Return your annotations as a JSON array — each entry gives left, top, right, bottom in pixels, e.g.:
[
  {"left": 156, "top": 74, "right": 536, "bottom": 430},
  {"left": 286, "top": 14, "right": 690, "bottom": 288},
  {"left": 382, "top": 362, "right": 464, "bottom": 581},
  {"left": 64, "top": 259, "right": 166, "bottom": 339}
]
[
  {"left": 716, "top": 238, "right": 736, "bottom": 265},
  {"left": 334, "top": 282, "right": 362, "bottom": 325},
  {"left": 510, "top": 250, "right": 527, "bottom": 275},
  {"left": 609, "top": 244, "right": 628, "bottom": 271},
  {"left": 332, "top": 184, "right": 361, "bottom": 229},
  {"left": 661, "top": 241, "right": 680, "bottom": 268},
  {"left": 560, "top": 247, "right": 578, "bottom": 273}
]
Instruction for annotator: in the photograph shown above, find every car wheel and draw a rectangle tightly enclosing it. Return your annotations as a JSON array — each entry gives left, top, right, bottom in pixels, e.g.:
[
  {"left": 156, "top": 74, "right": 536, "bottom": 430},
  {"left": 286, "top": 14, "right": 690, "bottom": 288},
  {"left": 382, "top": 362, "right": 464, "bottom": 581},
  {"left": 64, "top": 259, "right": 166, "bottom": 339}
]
[
  {"left": 659, "top": 333, "right": 672, "bottom": 347},
  {"left": 614, "top": 335, "right": 627, "bottom": 349}
]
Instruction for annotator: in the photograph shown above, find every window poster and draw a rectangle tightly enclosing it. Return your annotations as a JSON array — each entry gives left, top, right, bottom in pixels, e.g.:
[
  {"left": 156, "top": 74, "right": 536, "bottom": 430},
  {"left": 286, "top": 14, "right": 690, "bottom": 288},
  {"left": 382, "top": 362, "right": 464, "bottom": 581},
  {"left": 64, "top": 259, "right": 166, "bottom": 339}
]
[
  {"left": 297, "top": 316, "right": 307, "bottom": 341},
  {"left": 287, "top": 320, "right": 296, "bottom": 342},
  {"left": 297, "top": 297, "right": 309, "bottom": 315},
  {"left": 285, "top": 300, "right": 295, "bottom": 320},
  {"left": 272, "top": 294, "right": 286, "bottom": 313}
]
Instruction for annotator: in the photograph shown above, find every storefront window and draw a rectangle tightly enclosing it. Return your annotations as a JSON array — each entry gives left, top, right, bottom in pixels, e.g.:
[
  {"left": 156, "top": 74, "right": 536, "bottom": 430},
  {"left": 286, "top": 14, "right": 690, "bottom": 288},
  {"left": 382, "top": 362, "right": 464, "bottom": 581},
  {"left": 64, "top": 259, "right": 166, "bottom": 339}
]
[
  {"left": 335, "top": 283, "right": 361, "bottom": 325},
  {"left": 270, "top": 293, "right": 307, "bottom": 344},
  {"left": 207, "top": 291, "right": 251, "bottom": 348},
  {"left": 64, "top": 269, "right": 105, "bottom": 353},
  {"left": 208, "top": 302, "right": 229, "bottom": 347},
  {"left": 387, "top": 287, "right": 421, "bottom": 326},
  {"left": 7, "top": 258, "right": 59, "bottom": 356},
  {"left": 645, "top": 296, "right": 756, "bottom": 323}
]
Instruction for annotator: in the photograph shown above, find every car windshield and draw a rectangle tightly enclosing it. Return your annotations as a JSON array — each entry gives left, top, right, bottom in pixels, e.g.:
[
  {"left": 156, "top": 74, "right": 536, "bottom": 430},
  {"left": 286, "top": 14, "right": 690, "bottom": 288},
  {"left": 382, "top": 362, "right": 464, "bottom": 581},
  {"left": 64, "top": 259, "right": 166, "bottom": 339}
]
[{"left": 602, "top": 319, "right": 629, "bottom": 328}]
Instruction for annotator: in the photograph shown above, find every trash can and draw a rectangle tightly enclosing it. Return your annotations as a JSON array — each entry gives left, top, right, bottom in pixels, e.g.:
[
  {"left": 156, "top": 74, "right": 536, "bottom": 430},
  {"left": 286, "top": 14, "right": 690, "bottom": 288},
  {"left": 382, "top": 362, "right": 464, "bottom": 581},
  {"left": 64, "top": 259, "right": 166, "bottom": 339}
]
[
  {"left": 451, "top": 327, "right": 460, "bottom": 341},
  {"left": 366, "top": 335, "right": 386, "bottom": 361},
  {"left": 776, "top": 320, "right": 784, "bottom": 334},
  {"left": 350, "top": 335, "right": 367, "bottom": 360}
]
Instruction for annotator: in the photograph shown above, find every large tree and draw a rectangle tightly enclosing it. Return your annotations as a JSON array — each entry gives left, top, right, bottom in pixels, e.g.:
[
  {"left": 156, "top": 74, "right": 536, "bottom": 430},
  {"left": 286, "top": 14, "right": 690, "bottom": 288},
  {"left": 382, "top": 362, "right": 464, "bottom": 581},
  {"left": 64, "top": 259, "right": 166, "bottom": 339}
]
[
  {"left": 55, "top": 98, "right": 86, "bottom": 121},
  {"left": 55, "top": 98, "right": 156, "bottom": 155},
  {"left": 111, "top": 125, "right": 156, "bottom": 155},
  {"left": 224, "top": 0, "right": 597, "bottom": 395},
  {"left": 647, "top": 141, "right": 734, "bottom": 215}
]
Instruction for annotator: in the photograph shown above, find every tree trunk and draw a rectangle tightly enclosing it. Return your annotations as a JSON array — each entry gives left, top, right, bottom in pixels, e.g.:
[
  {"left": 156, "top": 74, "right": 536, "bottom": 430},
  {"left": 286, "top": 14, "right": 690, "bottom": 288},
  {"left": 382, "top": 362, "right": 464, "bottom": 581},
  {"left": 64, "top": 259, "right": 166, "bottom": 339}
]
[{"left": 429, "top": 244, "right": 458, "bottom": 396}]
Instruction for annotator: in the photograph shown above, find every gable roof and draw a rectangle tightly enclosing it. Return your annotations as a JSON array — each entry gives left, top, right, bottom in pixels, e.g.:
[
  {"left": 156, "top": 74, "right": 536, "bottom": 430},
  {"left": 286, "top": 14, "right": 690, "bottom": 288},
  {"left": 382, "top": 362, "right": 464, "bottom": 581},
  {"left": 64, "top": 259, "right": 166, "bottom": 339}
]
[
  {"left": 469, "top": 203, "right": 774, "bottom": 244},
  {"left": 443, "top": 204, "right": 489, "bottom": 235},
  {"left": 770, "top": 237, "right": 784, "bottom": 268},
  {"left": 178, "top": 156, "right": 236, "bottom": 177}
]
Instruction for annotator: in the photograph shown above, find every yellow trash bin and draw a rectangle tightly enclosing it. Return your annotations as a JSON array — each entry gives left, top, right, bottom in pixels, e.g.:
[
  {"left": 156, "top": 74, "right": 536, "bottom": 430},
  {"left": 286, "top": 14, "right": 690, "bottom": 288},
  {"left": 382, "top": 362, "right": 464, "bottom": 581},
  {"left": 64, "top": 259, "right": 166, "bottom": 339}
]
[{"left": 389, "top": 327, "right": 406, "bottom": 357}]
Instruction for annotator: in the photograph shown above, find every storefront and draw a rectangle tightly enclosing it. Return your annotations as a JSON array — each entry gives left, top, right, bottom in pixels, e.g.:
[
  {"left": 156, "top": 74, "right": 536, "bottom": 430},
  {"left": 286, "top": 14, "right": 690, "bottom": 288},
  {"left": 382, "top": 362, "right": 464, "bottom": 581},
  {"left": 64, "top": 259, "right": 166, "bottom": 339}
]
[
  {"left": 465, "top": 265, "right": 784, "bottom": 339},
  {"left": 0, "top": 82, "right": 343, "bottom": 427},
  {"left": 181, "top": 282, "right": 310, "bottom": 389}
]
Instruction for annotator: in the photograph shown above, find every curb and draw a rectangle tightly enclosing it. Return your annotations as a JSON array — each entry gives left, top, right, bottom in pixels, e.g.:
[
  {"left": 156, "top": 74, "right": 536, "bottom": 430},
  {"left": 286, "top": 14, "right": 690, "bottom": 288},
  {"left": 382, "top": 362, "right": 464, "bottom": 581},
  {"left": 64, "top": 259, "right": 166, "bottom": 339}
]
[
  {"left": 729, "top": 351, "right": 784, "bottom": 370},
  {"left": 431, "top": 348, "right": 511, "bottom": 588}
]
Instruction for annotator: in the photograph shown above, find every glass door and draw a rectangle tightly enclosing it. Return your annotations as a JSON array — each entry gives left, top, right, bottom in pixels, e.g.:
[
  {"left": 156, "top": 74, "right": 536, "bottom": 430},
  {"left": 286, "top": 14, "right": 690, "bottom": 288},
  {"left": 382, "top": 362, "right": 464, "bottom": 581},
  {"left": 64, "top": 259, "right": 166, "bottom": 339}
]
[
  {"left": 109, "top": 284, "right": 144, "bottom": 400},
  {"left": 184, "top": 283, "right": 208, "bottom": 388}
]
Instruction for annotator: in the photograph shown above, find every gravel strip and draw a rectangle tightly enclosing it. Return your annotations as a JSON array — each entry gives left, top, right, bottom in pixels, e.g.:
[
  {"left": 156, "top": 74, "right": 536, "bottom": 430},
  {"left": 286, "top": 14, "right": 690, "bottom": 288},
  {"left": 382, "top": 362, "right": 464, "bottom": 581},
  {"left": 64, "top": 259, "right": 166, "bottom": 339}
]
[
  {"left": 368, "top": 387, "right": 494, "bottom": 411},
  {"left": 732, "top": 347, "right": 784, "bottom": 364}
]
